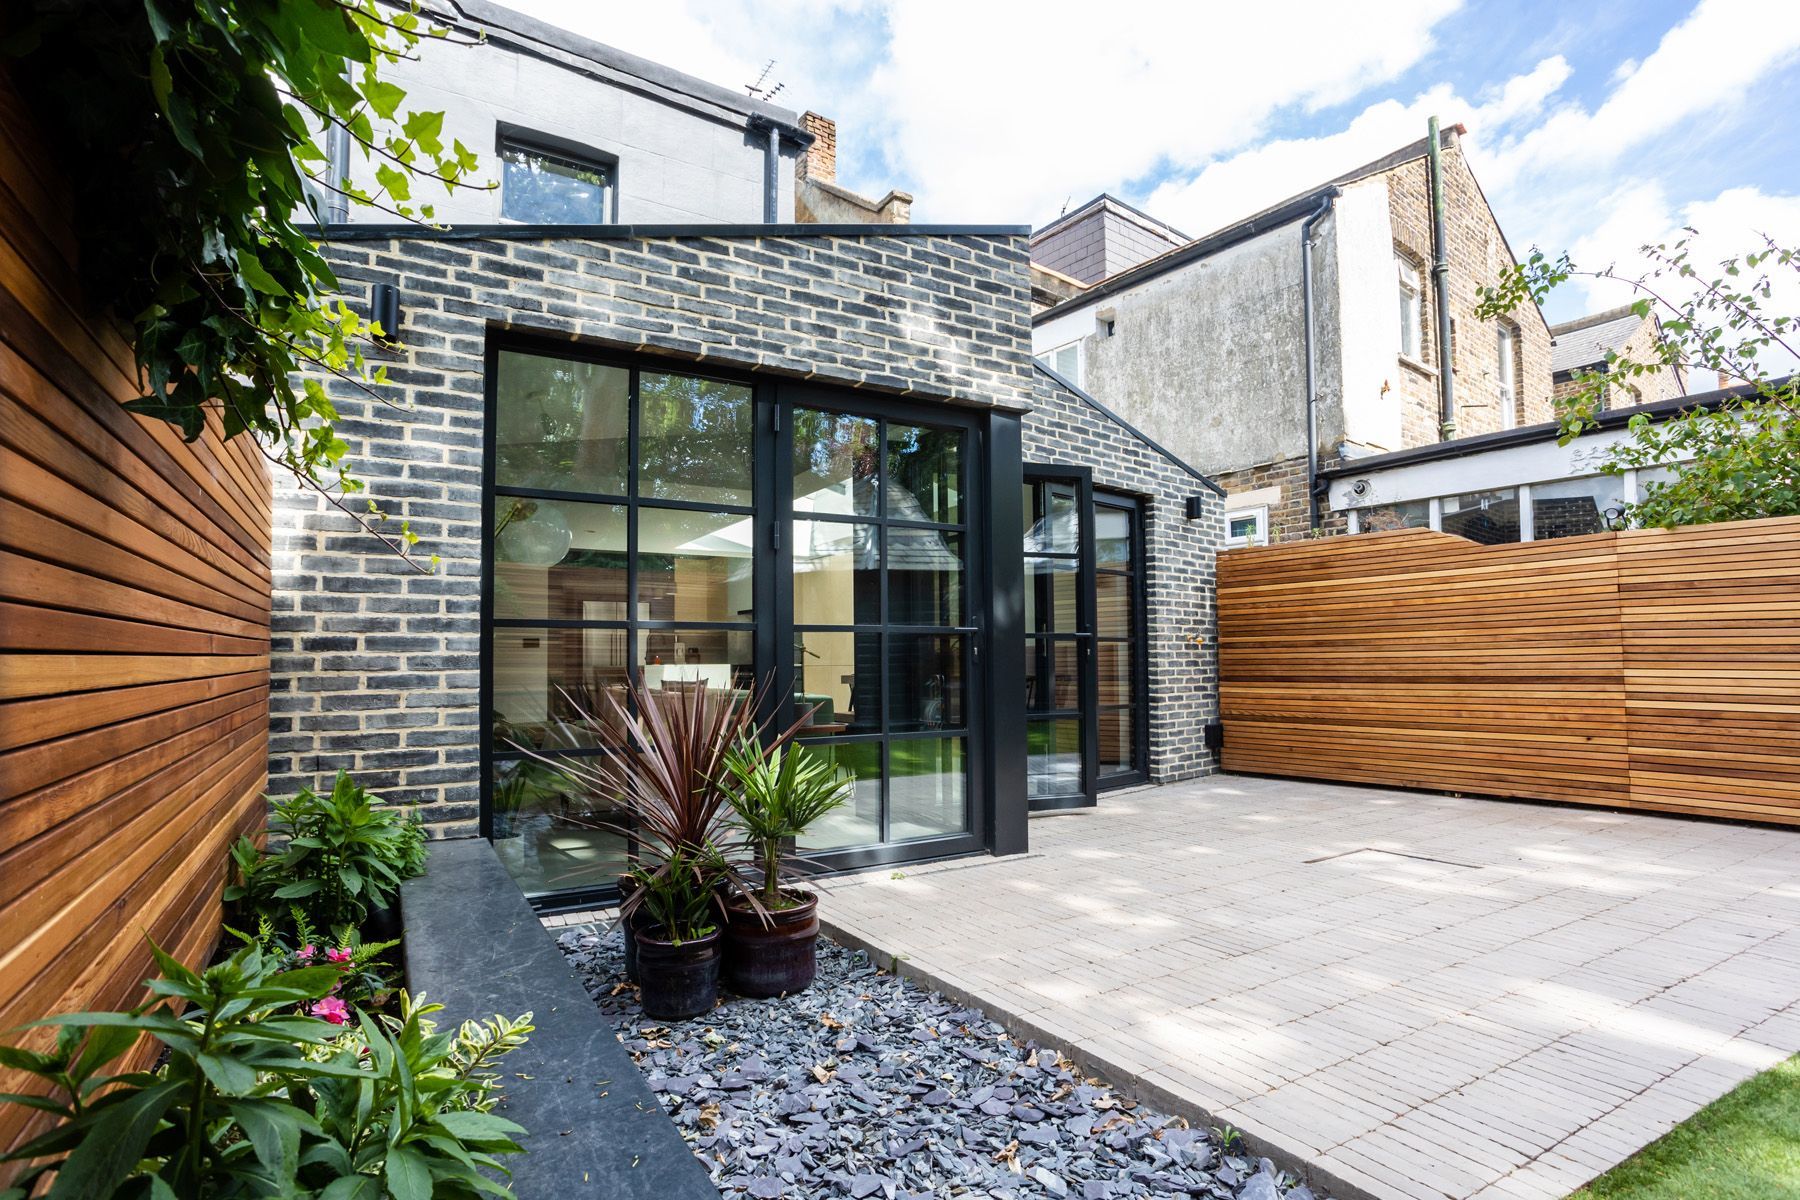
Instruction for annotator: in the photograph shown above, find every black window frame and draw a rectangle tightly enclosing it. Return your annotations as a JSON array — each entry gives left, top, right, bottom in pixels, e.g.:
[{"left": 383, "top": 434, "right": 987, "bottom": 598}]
[
  {"left": 1093, "top": 490, "right": 1149, "bottom": 790},
  {"left": 1022, "top": 465, "right": 1097, "bottom": 811},
  {"left": 497, "top": 128, "right": 619, "bottom": 225}
]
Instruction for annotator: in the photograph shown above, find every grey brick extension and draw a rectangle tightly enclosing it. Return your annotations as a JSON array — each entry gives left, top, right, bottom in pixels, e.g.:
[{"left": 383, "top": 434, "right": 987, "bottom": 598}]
[
  {"left": 1023, "top": 369, "right": 1223, "bottom": 783},
  {"left": 272, "top": 227, "right": 1036, "bottom": 835}
]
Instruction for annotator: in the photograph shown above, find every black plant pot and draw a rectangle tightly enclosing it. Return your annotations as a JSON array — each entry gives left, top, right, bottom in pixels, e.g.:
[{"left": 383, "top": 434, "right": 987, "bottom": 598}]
[
  {"left": 723, "top": 889, "right": 819, "bottom": 998},
  {"left": 635, "top": 926, "right": 721, "bottom": 1021},
  {"left": 617, "top": 876, "right": 645, "bottom": 984},
  {"left": 363, "top": 897, "right": 403, "bottom": 944}
]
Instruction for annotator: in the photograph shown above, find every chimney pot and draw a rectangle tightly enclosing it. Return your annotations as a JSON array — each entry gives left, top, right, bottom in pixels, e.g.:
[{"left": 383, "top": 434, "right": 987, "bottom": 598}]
[{"left": 800, "top": 112, "right": 836, "bottom": 184}]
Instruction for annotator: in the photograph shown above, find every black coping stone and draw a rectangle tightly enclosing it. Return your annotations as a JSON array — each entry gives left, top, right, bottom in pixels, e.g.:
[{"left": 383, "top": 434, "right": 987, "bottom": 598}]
[{"left": 401, "top": 838, "right": 716, "bottom": 1200}]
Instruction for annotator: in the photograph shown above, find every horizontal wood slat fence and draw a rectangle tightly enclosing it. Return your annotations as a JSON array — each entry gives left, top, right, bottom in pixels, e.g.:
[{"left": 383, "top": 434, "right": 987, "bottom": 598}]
[
  {"left": 1218, "top": 519, "right": 1800, "bottom": 826},
  {"left": 0, "top": 72, "right": 272, "bottom": 1164}
]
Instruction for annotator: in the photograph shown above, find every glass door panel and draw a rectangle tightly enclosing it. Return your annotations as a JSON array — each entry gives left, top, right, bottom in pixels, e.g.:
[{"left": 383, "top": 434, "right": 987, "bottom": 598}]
[
  {"left": 1094, "top": 493, "right": 1147, "bottom": 788},
  {"left": 1023, "top": 473, "right": 1095, "bottom": 810},
  {"left": 788, "top": 402, "right": 977, "bottom": 859}
]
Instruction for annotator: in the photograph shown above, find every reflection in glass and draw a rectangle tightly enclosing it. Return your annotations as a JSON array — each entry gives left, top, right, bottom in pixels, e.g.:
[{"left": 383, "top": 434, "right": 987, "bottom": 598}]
[
  {"left": 794, "top": 411, "right": 878, "bottom": 517},
  {"left": 1098, "top": 709, "right": 1135, "bottom": 776},
  {"left": 493, "top": 500, "right": 626, "bottom": 622},
  {"left": 889, "top": 530, "right": 963, "bottom": 626},
  {"left": 1358, "top": 500, "right": 1431, "bottom": 532},
  {"left": 1028, "top": 719, "right": 1083, "bottom": 799},
  {"left": 488, "top": 759, "right": 628, "bottom": 896},
  {"left": 1096, "top": 573, "right": 1133, "bottom": 638},
  {"left": 1532, "top": 476, "right": 1624, "bottom": 540},
  {"left": 1095, "top": 505, "right": 1131, "bottom": 565},
  {"left": 638, "top": 372, "right": 753, "bottom": 507},
  {"left": 798, "top": 742, "right": 881, "bottom": 850},
  {"left": 1441, "top": 488, "right": 1520, "bottom": 545},
  {"left": 636, "top": 507, "right": 755, "bottom": 624},
  {"left": 1025, "top": 483, "right": 1078, "bottom": 554},
  {"left": 793, "top": 521, "right": 880, "bottom": 627},
  {"left": 890, "top": 738, "right": 966, "bottom": 840},
  {"left": 796, "top": 631, "right": 878, "bottom": 735},
  {"left": 494, "top": 352, "right": 629, "bottom": 493},
  {"left": 886, "top": 424, "right": 962, "bottom": 525},
  {"left": 890, "top": 635, "right": 963, "bottom": 732},
  {"left": 1025, "top": 639, "right": 1080, "bottom": 712},
  {"left": 636, "top": 629, "right": 754, "bottom": 696},
  {"left": 1026, "top": 557, "right": 1078, "bottom": 632},
  {"left": 490, "top": 626, "right": 628, "bottom": 751},
  {"left": 1097, "top": 640, "right": 1131, "bottom": 707}
]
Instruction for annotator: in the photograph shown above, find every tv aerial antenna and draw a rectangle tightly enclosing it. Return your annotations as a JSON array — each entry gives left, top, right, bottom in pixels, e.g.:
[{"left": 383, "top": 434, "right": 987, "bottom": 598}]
[{"left": 746, "top": 59, "right": 785, "bottom": 102}]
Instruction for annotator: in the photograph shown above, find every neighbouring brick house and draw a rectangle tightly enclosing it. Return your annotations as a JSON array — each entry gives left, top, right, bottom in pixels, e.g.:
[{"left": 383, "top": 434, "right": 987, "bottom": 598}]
[
  {"left": 1550, "top": 306, "right": 1688, "bottom": 408},
  {"left": 1030, "top": 124, "right": 1552, "bottom": 546},
  {"left": 271, "top": 8, "right": 1224, "bottom": 910}
]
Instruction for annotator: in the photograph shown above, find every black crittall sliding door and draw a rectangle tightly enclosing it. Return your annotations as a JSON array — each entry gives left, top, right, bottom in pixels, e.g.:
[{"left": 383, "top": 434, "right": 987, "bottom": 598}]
[
  {"left": 481, "top": 340, "right": 997, "bottom": 907},
  {"left": 1021, "top": 473, "right": 1149, "bottom": 810},
  {"left": 1023, "top": 468, "right": 1096, "bottom": 810}
]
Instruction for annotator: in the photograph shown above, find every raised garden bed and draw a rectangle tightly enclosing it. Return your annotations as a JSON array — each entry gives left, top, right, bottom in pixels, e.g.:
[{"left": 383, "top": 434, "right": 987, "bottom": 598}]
[{"left": 561, "top": 927, "right": 1326, "bottom": 1200}]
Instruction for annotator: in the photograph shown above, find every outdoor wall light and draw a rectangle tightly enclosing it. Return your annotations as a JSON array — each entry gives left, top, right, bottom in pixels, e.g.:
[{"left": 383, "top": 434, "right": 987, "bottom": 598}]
[{"left": 369, "top": 282, "right": 403, "bottom": 348}]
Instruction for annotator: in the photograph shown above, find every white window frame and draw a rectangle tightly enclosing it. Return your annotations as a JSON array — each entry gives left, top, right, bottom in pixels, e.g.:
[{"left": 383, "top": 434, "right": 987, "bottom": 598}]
[
  {"left": 1397, "top": 255, "right": 1423, "bottom": 361},
  {"left": 1035, "top": 341, "right": 1084, "bottom": 387},
  {"left": 1224, "top": 506, "right": 1270, "bottom": 548},
  {"left": 1496, "top": 324, "right": 1517, "bottom": 426}
]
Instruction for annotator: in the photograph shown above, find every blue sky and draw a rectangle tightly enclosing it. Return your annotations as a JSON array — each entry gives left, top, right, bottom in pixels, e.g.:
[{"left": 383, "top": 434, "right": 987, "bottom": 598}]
[{"left": 516, "top": 0, "right": 1800, "bottom": 325}]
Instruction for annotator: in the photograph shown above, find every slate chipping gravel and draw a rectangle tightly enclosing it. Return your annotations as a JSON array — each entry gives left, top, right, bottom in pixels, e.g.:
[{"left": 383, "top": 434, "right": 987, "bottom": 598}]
[{"left": 559, "top": 926, "right": 1325, "bottom": 1200}]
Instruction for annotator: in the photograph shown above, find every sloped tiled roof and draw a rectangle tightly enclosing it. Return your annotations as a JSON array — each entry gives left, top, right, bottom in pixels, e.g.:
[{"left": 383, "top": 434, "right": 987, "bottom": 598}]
[{"left": 1549, "top": 307, "right": 1643, "bottom": 375}]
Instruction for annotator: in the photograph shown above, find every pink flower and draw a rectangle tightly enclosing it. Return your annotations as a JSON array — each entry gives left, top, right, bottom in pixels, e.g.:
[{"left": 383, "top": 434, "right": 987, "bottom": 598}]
[
  {"left": 311, "top": 997, "right": 350, "bottom": 1026},
  {"left": 297, "top": 944, "right": 316, "bottom": 962},
  {"left": 326, "top": 946, "right": 353, "bottom": 965}
]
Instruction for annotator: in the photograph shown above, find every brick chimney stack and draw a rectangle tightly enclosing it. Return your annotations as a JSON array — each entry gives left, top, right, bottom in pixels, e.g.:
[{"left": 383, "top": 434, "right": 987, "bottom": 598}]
[{"left": 799, "top": 112, "right": 836, "bottom": 184}]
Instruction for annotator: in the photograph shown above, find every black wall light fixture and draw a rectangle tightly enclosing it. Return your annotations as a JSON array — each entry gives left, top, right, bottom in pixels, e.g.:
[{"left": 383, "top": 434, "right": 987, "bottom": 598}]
[
  {"left": 369, "top": 282, "right": 402, "bottom": 348},
  {"left": 1185, "top": 495, "right": 1208, "bottom": 519}
]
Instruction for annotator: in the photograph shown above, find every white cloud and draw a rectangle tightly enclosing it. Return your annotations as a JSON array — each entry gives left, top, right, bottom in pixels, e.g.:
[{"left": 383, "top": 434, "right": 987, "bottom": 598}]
[
  {"left": 1566, "top": 185, "right": 1800, "bottom": 372},
  {"left": 1478, "top": 0, "right": 1800, "bottom": 192},
  {"left": 1141, "top": 56, "right": 1569, "bottom": 238},
  {"left": 506, "top": 0, "right": 1466, "bottom": 225}
]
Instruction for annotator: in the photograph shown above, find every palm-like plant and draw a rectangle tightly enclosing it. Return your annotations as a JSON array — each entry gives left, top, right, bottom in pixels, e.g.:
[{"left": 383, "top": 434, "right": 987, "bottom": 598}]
[
  {"left": 517, "top": 675, "right": 810, "bottom": 918},
  {"left": 723, "top": 735, "right": 854, "bottom": 910}
]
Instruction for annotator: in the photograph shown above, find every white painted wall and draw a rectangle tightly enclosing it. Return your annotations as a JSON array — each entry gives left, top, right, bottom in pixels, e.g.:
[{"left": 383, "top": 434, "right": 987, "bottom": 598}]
[
  {"left": 340, "top": 28, "right": 799, "bottom": 225},
  {"left": 1331, "top": 179, "right": 1402, "bottom": 452}
]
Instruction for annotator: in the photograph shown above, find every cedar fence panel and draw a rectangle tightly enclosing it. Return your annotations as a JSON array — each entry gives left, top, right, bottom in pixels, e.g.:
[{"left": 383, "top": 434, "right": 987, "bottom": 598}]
[
  {"left": 1217, "top": 517, "right": 1800, "bottom": 826},
  {"left": 0, "top": 71, "right": 272, "bottom": 1163}
]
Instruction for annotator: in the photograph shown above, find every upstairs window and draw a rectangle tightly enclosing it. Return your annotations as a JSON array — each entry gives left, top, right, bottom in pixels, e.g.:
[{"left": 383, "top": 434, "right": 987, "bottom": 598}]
[
  {"left": 500, "top": 135, "right": 614, "bottom": 224},
  {"left": 1397, "top": 256, "right": 1423, "bottom": 360},
  {"left": 1036, "top": 342, "right": 1083, "bottom": 386},
  {"left": 1496, "top": 324, "right": 1518, "bottom": 425}
]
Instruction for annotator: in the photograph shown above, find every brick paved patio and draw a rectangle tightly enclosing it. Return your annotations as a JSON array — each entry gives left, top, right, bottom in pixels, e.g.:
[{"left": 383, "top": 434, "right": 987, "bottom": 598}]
[{"left": 817, "top": 775, "right": 1800, "bottom": 1200}]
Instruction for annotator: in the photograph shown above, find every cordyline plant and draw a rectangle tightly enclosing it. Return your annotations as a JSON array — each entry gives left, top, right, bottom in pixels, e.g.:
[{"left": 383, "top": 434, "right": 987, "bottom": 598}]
[
  {"left": 3, "top": 0, "right": 490, "bottom": 564},
  {"left": 1477, "top": 232, "right": 1799, "bottom": 528},
  {"left": 515, "top": 676, "right": 814, "bottom": 922}
]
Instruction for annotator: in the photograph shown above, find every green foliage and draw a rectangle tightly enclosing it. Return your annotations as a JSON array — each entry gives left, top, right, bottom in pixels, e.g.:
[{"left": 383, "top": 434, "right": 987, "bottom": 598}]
[
  {"left": 228, "top": 912, "right": 401, "bottom": 1013},
  {"left": 227, "top": 772, "right": 428, "bottom": 934},
  {"left": 723, "top": 735, "right": 853, "bottom": 909},
  {"left": 4, "top": 0, "right": 488, "bottom": 560},
  {"left": 625, "top": 848, "right": 722, "bottom": 945},
  {"left": 0, "top": 939, "right": 531, "bottom": 1199},
  {"left": 1478, "top": 234, "right": 1800, "bottom": 529}
]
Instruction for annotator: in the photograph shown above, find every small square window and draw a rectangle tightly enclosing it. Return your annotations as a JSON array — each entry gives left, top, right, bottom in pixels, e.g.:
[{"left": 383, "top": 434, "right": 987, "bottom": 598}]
[
  {"left": 1035, "top": 342, "right": 1083, "bottom": 386},
  {"left": 500, "top": 136, "right": 614, "bottom": 224},
  {"left": 1225, "top": 507, "right": 1268, "bottom": 548}
]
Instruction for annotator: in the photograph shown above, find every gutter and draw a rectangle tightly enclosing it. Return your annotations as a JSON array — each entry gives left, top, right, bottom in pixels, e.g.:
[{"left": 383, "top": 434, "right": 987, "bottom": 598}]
[
  {"left": 1427, "top": 116, "right": 1456, "bottom": 438},
  {"left": 1301, "top": 188, "right": 1339, "bottom": 532}
]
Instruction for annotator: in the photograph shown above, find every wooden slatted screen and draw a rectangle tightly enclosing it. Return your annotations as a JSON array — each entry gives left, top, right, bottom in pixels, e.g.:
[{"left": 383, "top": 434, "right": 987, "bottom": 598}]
[
  {"left": 0, "top": 73, "right": 272, "bottom": 1161},
  {"left": 1218, "top": 518, "right": 1800, "bottom": 826}
]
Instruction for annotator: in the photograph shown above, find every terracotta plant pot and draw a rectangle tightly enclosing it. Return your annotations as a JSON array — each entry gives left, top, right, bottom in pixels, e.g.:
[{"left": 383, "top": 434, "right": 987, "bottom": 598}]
[
  {"left": 635, "top": 926, "right": 721, "bottom": 1020},
  {"left": 722, "top": 889, "right": 820, "bottom": 998}
]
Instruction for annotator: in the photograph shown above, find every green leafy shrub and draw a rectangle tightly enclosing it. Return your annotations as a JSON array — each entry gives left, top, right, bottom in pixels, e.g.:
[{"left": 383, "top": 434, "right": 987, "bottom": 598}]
[
  {"left": 228, "top": 912, "right": 400, "bottom": 1015},
  {"left": 625, "top": 847, "right": 723, "bottom": 944},
  {"left": 227, "top": 771, "right": 428, "bottom": 935},
  {"left": 0, "top": 939, "right": 531, "bottom": 1199}
]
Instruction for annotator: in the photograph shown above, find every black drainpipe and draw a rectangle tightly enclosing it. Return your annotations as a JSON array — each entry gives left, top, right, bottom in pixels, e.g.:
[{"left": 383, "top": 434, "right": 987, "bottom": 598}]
[
  {"left": 1427, "top": 116, "right": 1456, "bottom": 439},
  {"left": 1301, "top": 187, "right": 1339, "bottom": 533}
]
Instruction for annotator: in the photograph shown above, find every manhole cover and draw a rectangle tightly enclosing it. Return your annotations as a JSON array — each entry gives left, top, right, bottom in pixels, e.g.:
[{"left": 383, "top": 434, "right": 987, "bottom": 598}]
[{"left": 1305, "top": 847, "right": 1483, "bottom": 869}]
